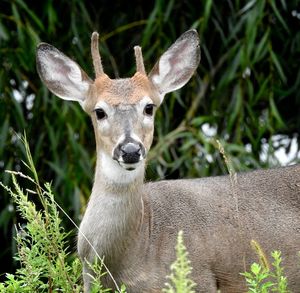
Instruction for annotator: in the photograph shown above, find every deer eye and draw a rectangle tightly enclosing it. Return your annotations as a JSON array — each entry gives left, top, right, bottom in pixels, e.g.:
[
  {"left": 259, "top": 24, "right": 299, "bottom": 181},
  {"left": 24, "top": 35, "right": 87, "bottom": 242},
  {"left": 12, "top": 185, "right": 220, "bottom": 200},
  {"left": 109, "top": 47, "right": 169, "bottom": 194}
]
[
  {"left": 95, "top": 108, "right": 107, "bottom": 120},
  {"left": 143, "top": 104, "right": 155, "bottom": 116}
]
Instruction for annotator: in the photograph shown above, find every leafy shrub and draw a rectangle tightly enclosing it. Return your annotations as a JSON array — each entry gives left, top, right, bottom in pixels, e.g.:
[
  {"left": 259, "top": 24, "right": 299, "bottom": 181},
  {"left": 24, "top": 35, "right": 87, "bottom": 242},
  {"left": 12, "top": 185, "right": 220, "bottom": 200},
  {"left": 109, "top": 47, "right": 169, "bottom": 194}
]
[
  {"left": 163, "top": 230, "right": 196, "bottom": 293},
  {"left": 241, "top": 243, "right": 290, "bottom": 293},
  {"left": 0, "top": 136, "right": 83, "bottom": 292}
]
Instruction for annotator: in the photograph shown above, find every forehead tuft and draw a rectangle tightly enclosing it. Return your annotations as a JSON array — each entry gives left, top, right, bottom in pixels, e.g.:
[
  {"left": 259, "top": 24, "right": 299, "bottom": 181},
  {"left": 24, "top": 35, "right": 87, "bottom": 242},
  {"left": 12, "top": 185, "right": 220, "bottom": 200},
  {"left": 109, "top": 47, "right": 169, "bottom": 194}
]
[{"left": 93, "top": 73, "right": 158, "bottom": 106}]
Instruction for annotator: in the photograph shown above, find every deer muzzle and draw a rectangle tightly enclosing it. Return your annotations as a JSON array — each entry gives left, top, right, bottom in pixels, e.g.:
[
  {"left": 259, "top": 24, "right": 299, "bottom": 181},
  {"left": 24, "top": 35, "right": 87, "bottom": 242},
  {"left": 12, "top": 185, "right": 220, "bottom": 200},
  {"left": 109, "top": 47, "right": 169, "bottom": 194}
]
[{"left": 113, "top": 139, "right": 146, "bottom": 170}]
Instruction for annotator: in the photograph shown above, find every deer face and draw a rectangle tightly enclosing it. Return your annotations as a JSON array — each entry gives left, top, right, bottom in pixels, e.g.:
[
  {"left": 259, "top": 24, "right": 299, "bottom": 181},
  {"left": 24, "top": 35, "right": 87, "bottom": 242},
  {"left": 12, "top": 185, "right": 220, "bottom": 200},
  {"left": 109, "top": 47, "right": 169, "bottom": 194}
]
[
  {"left": 36, "top": 30, "right": 200, "bottom": 176},
  {"left": 86, "top": 73, "right": 159, "bottom": 171}
]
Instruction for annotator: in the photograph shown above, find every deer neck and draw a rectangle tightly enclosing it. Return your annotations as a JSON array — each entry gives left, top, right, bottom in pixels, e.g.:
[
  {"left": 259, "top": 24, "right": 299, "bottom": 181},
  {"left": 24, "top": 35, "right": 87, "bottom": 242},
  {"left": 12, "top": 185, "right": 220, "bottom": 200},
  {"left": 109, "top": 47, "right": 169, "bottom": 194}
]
[{"left": 89, "top": 150, "right": 146, "bottom": 266}]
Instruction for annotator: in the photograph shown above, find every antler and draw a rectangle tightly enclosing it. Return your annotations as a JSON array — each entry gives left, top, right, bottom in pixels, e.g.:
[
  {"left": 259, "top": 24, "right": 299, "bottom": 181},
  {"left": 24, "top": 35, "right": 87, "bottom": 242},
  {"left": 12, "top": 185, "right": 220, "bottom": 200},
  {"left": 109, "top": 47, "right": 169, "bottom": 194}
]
[
  {"left": 91, "top": 32, "right": 104, "bottom": 78},
  {"left": 134, "top": 46, "right": 146, "bottom": 75}
]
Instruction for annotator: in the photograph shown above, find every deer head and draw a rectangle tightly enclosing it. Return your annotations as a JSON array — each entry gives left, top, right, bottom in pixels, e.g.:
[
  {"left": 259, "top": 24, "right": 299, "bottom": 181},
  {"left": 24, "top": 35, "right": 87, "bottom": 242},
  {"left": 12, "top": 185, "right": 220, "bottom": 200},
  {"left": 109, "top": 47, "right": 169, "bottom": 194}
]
[{"left": 36, "top": 30, "right": 200, "bottom": 181}]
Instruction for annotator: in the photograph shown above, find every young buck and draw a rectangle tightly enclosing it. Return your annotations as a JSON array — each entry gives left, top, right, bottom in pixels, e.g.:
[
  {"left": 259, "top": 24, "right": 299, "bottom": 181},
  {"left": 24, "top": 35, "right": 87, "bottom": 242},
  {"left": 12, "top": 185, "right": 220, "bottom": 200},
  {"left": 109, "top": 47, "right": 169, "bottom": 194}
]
[{"left": 36, "top": 30, "right": 300, "bottom": 292}]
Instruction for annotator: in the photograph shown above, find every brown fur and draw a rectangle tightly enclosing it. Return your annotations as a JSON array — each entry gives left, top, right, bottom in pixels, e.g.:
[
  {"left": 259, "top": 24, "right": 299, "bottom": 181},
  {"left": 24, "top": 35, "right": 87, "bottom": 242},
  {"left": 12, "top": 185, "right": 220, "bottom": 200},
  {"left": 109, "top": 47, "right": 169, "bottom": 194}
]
[{"left": 83, "top": 73, "right": 160, "bottom": 119}]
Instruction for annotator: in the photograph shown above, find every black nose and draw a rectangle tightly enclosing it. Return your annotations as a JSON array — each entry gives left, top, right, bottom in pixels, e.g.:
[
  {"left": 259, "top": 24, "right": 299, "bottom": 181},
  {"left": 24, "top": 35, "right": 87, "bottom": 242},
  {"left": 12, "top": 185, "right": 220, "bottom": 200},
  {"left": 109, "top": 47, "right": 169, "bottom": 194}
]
[{"left": 120, "top": 143, "right": 141, "bottom": 164}]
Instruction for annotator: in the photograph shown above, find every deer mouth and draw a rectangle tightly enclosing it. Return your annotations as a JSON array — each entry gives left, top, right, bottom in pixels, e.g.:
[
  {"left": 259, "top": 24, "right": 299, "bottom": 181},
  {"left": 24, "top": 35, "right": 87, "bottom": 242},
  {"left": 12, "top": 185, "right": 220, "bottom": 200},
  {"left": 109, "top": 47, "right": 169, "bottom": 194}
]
[{"left": 118, "top": 161, "right": 142, "bottom": 171}]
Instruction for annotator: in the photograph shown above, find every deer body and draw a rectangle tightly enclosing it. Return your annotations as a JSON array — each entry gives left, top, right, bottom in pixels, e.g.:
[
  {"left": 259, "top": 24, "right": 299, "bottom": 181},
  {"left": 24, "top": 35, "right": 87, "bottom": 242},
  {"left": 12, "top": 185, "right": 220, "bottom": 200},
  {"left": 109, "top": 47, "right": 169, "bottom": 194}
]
[
  {"left": 36, "top": 30, "right": 300, "bottom": 292},
  {"left": 78, "top": 164, "right": 300, "bottom": 292}
]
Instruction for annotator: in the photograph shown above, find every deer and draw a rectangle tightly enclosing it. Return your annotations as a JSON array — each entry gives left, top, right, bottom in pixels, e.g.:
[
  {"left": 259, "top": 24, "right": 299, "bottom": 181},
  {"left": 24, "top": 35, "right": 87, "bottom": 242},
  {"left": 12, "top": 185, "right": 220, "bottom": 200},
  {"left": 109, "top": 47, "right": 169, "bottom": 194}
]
[{"left": 36, "top": 29, "right": 300, "bottom": 292}]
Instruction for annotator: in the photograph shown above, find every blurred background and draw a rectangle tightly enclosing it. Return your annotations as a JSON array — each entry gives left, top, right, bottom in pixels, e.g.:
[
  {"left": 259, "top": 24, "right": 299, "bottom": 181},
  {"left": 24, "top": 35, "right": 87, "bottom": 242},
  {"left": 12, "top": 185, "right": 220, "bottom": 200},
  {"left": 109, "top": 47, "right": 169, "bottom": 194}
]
[{"left": 0, "top": 0, "right": 299, "bottom": 278}]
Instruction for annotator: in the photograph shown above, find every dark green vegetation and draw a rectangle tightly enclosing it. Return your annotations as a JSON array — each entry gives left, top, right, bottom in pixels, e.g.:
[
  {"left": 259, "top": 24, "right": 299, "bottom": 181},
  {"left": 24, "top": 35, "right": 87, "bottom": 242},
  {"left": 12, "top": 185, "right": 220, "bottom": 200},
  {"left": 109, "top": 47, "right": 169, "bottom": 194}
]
[{"left": 1, "top": 0, "right": 300, "bottom": 278}]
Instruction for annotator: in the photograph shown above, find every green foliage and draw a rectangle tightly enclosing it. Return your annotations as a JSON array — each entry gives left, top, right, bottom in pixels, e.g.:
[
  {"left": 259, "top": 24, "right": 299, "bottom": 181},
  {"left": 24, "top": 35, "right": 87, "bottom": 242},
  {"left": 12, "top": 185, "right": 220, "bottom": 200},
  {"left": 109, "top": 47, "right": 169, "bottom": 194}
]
[
  {"left": 87, "top": 259, "right": 111, "bottom": 293},
  {"left": 0, "top": 136, "right": 82, "bottom": 292},
  {"left": 163, "top": 231, "right": 196, "bottom": 293},
  {"left": 241, "top": 251, "right": 290, "bottom": 293},
  {"left": 1, "top": 0, "right": 300, "bottom": 276},
  {"left": 86, "top": 258, "right": 127, "bottom": 293}
]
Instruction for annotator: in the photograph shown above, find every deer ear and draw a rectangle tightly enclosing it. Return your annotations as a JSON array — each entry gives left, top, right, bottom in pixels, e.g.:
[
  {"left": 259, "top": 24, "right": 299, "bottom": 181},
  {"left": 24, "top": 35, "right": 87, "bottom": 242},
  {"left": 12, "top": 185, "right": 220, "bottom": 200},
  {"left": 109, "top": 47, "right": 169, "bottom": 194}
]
[
  {"left": 148, "top": 29, "right": 200, "bottom": 104},
  {"left": 36, "top": 43, "right": 92, "bottom": 105}
]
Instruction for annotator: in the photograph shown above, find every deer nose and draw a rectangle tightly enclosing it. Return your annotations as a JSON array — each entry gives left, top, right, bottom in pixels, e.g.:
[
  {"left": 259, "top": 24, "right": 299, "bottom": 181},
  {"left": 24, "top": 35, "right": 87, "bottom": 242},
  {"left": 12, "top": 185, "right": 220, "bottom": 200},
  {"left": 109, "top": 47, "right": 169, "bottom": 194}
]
[{"left": 120, "top": 143, "right": 141, "bottom": 164}]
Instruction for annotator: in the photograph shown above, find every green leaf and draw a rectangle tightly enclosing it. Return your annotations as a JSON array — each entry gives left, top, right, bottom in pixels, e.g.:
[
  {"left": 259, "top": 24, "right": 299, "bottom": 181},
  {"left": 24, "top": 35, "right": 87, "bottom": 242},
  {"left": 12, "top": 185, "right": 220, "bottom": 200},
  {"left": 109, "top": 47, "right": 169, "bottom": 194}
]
[
  {"left": 270, "top": 96, "right": 285, "bottom": 129},
  {"left": 15, "top": 0, "right": 45, "bottom": 31},
  {"left": 270, "top": 50, "right": 287, "bottom": 84},
  {"left": 269, "top": 0, "right": 289, "bottom": 33}
]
